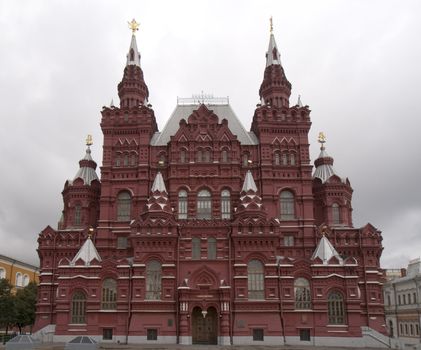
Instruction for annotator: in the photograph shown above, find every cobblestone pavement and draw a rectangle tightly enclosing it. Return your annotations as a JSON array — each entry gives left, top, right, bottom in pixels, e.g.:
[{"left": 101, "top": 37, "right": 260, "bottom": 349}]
[{"left": 0, "top": 344, "right": 386, "bottom": 350}]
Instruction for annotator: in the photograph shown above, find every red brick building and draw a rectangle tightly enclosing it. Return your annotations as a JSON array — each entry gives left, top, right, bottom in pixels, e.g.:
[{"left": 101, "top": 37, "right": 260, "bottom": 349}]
[{"left": 34, "top": 24, "right": 387, "bottom": 347}]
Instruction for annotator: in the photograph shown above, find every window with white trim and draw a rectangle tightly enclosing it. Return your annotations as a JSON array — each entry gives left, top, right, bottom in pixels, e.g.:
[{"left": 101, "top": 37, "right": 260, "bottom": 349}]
[
  {"left": 248, "top": 260, "right": 264, "bottom": 300},
  {"left": 145, "top": 260, "right": 161, "bottom": 300}
]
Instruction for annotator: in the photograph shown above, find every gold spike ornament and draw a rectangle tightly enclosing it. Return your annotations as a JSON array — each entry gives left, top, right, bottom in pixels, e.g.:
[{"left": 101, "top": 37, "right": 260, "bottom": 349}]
[
  {"left": 128, "top": 18, "right": 140, "bottom": 34},
  {"left": 86, "top": 134, "right": 93, "bottom": 146}
]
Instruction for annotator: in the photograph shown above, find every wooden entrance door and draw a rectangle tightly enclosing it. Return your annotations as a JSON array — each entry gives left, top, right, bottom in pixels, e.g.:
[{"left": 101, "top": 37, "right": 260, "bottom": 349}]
[{"left": 192, "top": 306, "right": 218, "bottom": 344}]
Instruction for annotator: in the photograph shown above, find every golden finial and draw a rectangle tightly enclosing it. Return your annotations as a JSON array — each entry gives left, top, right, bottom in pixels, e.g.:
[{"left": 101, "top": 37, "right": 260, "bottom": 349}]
[
  {"left": 88, "top": 227, "right": 94, "bottom": 239},
  {"left": 270, "top": 16, "right": 273, "bottom": 33},
  {"left": 128, "top": 18, "right": 140, "bottom": 34},
  {"left": 318, "top": 132, "right": 326, "bottom": 149},
  {"left": 86, "top": 134, "right": 93, "bottom": 146}
]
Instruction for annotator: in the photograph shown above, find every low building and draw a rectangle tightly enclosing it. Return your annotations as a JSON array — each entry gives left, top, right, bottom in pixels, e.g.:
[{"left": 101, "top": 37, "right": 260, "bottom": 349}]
[
  {"left": 384, "top": 258, "right": 421, "bottom": 349},
  {"left": 0, "top": 254, "right": 39, "bottom": 291}
]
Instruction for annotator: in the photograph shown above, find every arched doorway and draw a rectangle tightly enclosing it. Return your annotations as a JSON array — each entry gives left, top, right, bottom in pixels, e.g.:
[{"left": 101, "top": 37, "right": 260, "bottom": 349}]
[{"left": 192, "top": 306, "right": 218, "bottom": 344}]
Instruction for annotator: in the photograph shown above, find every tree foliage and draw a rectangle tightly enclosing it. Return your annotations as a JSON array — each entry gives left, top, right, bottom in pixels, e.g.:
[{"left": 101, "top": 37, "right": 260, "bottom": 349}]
[
  {"left": 0, "top": 278, "right": 15, "bottom": 334},
  {"left": 0, "top": 279, "right": 38, "bottom": 334},
  {"left": 14, "top": 282, "right": 38, "bottom": 333}
]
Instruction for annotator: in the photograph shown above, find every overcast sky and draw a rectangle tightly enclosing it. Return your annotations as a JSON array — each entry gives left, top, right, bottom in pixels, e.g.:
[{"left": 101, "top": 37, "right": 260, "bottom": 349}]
[{"left": 0, "top": 0, "right": 420, "bottom": 269}]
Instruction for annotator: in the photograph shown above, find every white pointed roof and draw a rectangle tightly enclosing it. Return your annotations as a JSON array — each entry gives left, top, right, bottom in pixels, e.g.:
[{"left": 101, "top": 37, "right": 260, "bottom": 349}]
[
  {"left": 311, "top": 235, "right": 343, "bottom": 265},
  {"left": 266, "top": 33, "right": 282, "bottom": 67},
  {"left": 297, "top": 95, "right": 303, "bottom": 107},
  {"left": 241, "top": 170, "right": 258, "bottom": 192},
  {"left": 126, "top": 34, "right": 141, "bottom": 67},
  {"left": 71, "top": 236, "right": 102, "bottom": 266},
  {"left": 313, "top": 149, "right": 336, "bottom": 184},
  {"left": 151, "top": 171, "right": 167, "bottom": 192},
  {"left": 72, "top": 148, "right": 99, "bottom": 185}
]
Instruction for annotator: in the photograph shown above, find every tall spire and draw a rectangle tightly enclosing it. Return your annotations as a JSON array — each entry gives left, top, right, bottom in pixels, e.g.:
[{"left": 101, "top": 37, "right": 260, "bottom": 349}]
[
  {"left": 259, "top": 17, "right": 291, "bottom": 108},
  {"left": 118, "top": 19, "right": 149, "bottom": 108},
  {"left": 127, "top": 19, "right": 141, "bottom": 66}
]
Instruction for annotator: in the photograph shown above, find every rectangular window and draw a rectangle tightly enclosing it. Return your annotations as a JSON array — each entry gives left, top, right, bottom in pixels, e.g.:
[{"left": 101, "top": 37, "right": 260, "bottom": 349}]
[
  {"left": 147, "top": 329, "right": 158, "bottom": 341},
  {"left": 300, "top": 329, "right": 311, "bottom": 341},
  {"left": 403, "top": 294, "right": 406, "bottom": 304},
  {"left": 252, "top": 328, "right": 264, "bottom": 341},
  {"left": 117, "top": 236, "right": 128, "bottom": 249},
  {"left": 398, "top": 295, "right": 401, "bottom": 305},
  {"left": 414, "top": 292, "right": 417, "bottom": 304},
  {"left": 284, "top": 235, "right": 294, "bottom": 246},
  {"left": 74, "top": 205, "right": 81, "bottom": 226},
  {"left": 103, "top": 328, "right": 113, "bottom": 340}
]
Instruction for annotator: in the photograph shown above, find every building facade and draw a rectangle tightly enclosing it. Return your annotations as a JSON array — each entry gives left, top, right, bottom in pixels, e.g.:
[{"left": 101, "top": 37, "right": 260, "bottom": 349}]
[
  {"left": 384, "top": 259, "right": 421, "bottom": 349},
  {"left": 0, "top": 254, "right": 39, "bottom": 291},
  {"left": 34, "top": 23, "right": 388, "bottom": 346}
]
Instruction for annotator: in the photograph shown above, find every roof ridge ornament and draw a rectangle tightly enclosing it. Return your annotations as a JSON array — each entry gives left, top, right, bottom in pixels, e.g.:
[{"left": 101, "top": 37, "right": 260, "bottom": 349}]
[{"left": 128, "top": 19, "right": 140, "bottom": 34}]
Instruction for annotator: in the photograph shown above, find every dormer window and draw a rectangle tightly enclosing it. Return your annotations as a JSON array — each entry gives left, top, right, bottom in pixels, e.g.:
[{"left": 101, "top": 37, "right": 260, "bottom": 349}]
[{"left": 130, "top": 48, "right": 135, "bottom": 61}]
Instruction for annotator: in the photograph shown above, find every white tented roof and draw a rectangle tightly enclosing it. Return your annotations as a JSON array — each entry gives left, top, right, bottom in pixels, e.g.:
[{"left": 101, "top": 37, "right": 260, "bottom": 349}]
[
  {"left": 241, "top": 170, "right": 258, "bottom": 192},
  {"left": 71, "top": 236, "right": 102, "bottom": 266},
  {"left": 151, "top": 171, "right": 167, "bottom": 192},
  {"left": 151, "top": 104, "right": 258, "bottom": 146},
  {"left": 311, "top": 235, "right": 343, "bottom": 265}
]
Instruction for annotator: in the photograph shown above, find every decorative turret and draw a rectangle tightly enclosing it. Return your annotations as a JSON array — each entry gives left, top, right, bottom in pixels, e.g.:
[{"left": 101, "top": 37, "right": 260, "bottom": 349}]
[
  {"left": 141, "top": 172, "right": 172, "bottom": 217},
  {"left": 313, "top": 132, "right": 338, "bottom": 184},
  {"left": 311, "top": 232, "right": 344, "bottom": 265},
  {"left": 117, "top": 19, "right": 149, "bottom": 108},
  {"left": 258, "top": 18, "right": 291, "bottom": 108},
  {"left": 236, "top": 171, "right": 265, "bottom": 215},
  {"left": 60, "top": 136, "right": 101, "bottom": 229},
  {"left": 312, "top": 133, "right": 353, "bottom": 227},
  {"left": 70, "top": 229, "right": 102, "bottom": 266}
]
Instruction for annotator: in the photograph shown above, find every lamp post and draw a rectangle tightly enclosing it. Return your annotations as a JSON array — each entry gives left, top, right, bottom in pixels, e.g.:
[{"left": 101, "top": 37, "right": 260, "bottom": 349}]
[{"left": 276, "top": 255, "right": 286, "bottom": 344}]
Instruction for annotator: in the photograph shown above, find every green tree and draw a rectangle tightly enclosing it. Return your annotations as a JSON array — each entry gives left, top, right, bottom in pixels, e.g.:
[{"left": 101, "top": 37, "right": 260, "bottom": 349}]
[
  {"left": 0, "top": 278, "right": 15, "bottom": 335},
  {"left": 14, "top": 282, "right": 38, "bottom": 334}
]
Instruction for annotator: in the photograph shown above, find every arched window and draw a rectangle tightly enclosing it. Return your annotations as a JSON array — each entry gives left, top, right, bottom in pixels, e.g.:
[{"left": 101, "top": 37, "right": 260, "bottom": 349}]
[
  {"left": 123, "top": 154, "right": 129, "bottom": 167},
  {"left": 197, "top": 190, "right": 212, "bottom": 219},
  {"left": 101, "top": 278, "right": 117, "bottom": 310},
  {"left": 117, "top": 191, "right": 131, "bottom": 221},
  {"left": 131, "top": 155, "right": 136, "bottom": 166},
  {"left": 115, "top": 156, "right": 121, "bottom": 167},
  {"left": 146, "top": 260, "right": 161, "bottom": 300},
  {"left": 280, "top": 190, "right": 295, "bottom": 220},
  {"left": 243, "top": 153, "right": 249, "bottom": 166},
  {"left": 192, "top": 237, "right": 201, "bottom": 260},
  {"left": 23, "top": 274, "right": 29, "bottom": 287},
  {"left": 221, "top": 149, "right": 228, "bottom": 163},
  {"left": 282, "top": 153, "right": 288, "bottom": 165},
  {"left": 180, "top": 149, "right": 187, "bottom": 163},
  {"left": 294, "top": 278, "right": 311, "bottom": 309},
  {"left": 332, "top": 203, "right": 341, "bottom": 225},
  {"left": 0, "top": 268, "right": 5, "bottom": 279},
  {"left": 248, "top": 260, "right": 264, "bottom": 300},
  {"left": 208, "top": 237, "right": 216, "bottom": 260},
  {"left": 196, "top": 149, "right": 202, "bottom": 162},
  {"left": 328, "top": 291, "right": 345, "bottom": 324},
  {"left": 274, "top": 152, "right": 280, "bottom": 165},
  {"left": 178, "top": 190, "right": 188, "bottom": 219},
  {"left": 71, "top": 291, "right": 86, "bottom": 324},
  {"left": 16, "top": 272, "right": 22, "bottom": 287},
  {"left": 221, "top": 190, "right": 231, "bottom": 219},
  {"left": 203, "top": 149, "right": 211, "bottom": 162},
  {"left": 290, "top": 153, "right": 296, "bottom": 165},
  {"left": 74, "top": 204, "right": 81, "bottom": 226}
]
